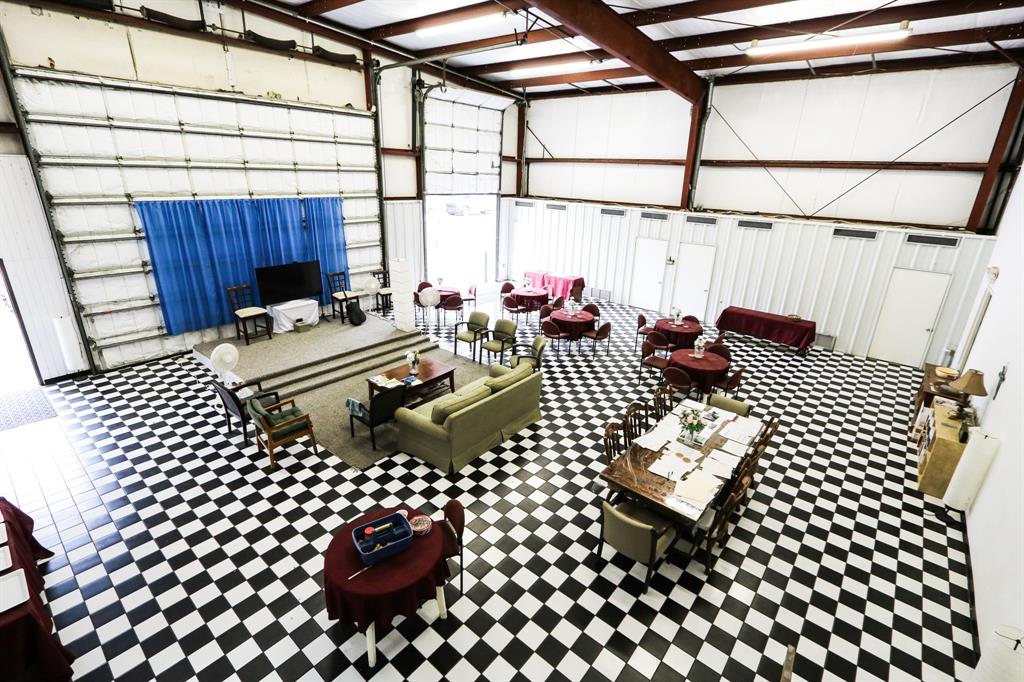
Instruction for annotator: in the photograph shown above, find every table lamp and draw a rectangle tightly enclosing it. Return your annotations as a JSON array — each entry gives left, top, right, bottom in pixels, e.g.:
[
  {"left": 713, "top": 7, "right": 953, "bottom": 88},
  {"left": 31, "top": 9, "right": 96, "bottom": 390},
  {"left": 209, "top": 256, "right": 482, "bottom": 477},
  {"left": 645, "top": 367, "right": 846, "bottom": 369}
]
[{"left": 948, "top": 369, "right": 988, "bottom": 420}]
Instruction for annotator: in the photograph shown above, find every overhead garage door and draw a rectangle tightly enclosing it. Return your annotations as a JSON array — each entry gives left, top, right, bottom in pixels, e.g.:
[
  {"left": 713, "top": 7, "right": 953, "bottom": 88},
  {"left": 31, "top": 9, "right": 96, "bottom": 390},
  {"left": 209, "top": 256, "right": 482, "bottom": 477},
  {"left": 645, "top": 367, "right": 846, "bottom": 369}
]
[
  {"left": 422, "top": 92, "right": 503, "bottom": 196},
  {"left": 11, "top": 68, "right": 382, "bottom": 369}
]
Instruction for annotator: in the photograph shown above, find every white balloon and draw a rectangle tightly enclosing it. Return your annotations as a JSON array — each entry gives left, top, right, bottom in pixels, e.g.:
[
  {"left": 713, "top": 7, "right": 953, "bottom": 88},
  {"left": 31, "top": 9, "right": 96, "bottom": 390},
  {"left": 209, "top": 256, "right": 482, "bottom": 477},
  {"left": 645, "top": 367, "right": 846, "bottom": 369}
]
[
  {"left": 364, "top": 277, "right": 381, "bottom": 295},
  {"left": 419, "top": 286, "right": 441, "bottom": 307},
  {"left": 210, "top": 343, "right": 239, "bottom": 376}
]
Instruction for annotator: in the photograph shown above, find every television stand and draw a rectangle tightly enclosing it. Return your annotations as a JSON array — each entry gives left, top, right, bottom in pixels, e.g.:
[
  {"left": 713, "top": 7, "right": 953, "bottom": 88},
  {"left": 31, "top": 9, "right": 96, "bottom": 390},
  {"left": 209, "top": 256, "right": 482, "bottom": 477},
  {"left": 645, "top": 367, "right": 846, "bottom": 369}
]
[{"left": 267, "top": 298, "right": 321, "bottom": 333}]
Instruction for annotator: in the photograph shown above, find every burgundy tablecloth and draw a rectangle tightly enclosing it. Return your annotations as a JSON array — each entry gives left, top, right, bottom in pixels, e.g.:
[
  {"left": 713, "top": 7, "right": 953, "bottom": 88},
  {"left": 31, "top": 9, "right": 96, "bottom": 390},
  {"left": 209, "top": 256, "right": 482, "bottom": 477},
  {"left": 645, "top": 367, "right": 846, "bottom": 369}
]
[
  {"left": 510, "top": 287, "right": 549, "bottom": 310},
  {"left": 0, "top": 498, "right": 73, "bottom": 682},
  {"left": 524, "top": 270, "right": 549, "bottom": 289},
  {"left": 550, "top": 309, "right": 594, "bottom": 341},
  {"left": 669, "top": 349, "right": 730, "bottom": 394},
  {"left": 716, "top": 306, "right": 816, "bottom": 351},
  {"left": 654, "top": 319, "right": 703, "bottom": 349},
  {"left": 324, "top": 506, "right": 448, "bottom": 633},
  {"left": 546, "top": 274, "right": 585, "bottom": 300}
]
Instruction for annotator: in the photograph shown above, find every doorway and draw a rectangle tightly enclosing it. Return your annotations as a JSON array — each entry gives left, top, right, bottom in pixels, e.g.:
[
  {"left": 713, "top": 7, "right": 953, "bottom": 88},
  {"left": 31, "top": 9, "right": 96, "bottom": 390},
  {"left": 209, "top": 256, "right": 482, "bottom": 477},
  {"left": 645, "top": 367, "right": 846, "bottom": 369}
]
[
  {"left": 424, "top": 194, "right": 498, "bottom": 294},
  {"left": 868, "top": 268, "right": 951, "bottom": 367},
  {"left": 671, "top": 243, "right": 716, "bottom": 322},
  {"left": 0, "top": 259, "right": 41, "bottom": 391},
  {"left": 630, "top": 238, "right": 669, "bottom": 311}
]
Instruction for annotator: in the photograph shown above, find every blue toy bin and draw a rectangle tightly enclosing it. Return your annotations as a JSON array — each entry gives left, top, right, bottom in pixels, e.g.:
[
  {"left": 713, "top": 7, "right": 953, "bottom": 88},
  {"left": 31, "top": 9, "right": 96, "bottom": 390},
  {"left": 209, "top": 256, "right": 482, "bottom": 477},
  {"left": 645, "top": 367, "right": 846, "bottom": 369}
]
[{"left": 352, "top": 512, "right": 414, "bottom": 566}]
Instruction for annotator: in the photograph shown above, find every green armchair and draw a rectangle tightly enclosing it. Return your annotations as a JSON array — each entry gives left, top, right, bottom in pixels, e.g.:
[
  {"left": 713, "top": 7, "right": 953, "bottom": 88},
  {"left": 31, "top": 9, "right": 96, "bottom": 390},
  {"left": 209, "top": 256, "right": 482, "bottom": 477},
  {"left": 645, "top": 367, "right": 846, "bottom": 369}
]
[
  {"left": 508, "top": 335, "right": 547, "bottom": 372},
  {"left": 481, "top": 319, "right": 517, "bottom": 364},
  {"left": 246, "top": 397, "right": 317, "bottom": 470},
  {"left": 453, "top": 311, "right": 490, "bottom": 362},
  {"left": 599, "top": 500, "right": 679, "bottom": 593}
]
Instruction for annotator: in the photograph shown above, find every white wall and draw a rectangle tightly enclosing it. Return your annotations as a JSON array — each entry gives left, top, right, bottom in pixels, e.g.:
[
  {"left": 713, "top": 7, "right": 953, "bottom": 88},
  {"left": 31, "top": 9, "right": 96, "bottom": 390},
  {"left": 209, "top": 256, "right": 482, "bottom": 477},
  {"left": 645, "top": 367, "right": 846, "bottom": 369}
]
[
  {"left": 958, "top": 179, "right": 1024, "bottom": 647},
  {"left": 697, "top": 64, "right": 1018, "bottom": 226},
  {"left": 504, "top": 197, "right": 993, "bottom": 364},
  {"left": 385, "top": 200, "right": 424, "bottom": 283},
  {"left": 0, "top": 156, "right": 87, "bottom": 379},
  {"left": 524, "top": 90, "right": 692, "bottom": 206}
]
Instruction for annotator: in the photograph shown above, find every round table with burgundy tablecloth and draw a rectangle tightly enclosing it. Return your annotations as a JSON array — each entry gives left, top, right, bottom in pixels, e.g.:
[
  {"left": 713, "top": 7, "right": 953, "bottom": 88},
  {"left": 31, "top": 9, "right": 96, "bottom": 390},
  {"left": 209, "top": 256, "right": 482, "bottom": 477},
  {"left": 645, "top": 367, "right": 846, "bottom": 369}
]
[
  {"left": 510, "top": 286, "right": 549, "bottom": 311},
  {"left": 435, "top": 288, "right": 461, "bottom": 305},
  {"left": 668, "top": 348, "right": 730, "bottom": 394},
  {"left": 550, "top": 308, "right": 595, "bottom": 341},
  {"left": 324, "top": 506, "right": 449, "bottom": 667},
  {"left": 654, "top": 318, "right": 703, "bottom": 349}
]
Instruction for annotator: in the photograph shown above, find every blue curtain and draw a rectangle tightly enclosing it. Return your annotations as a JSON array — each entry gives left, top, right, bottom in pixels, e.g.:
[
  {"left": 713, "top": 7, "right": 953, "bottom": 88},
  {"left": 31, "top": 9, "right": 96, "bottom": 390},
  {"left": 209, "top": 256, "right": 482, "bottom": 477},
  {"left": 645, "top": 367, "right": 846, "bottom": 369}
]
[
  {"left": 304, "top": 197, "right": 348, "bottom": 303},
  {"left": 139, "top": 197, "right": 348, "bottom": 335}
]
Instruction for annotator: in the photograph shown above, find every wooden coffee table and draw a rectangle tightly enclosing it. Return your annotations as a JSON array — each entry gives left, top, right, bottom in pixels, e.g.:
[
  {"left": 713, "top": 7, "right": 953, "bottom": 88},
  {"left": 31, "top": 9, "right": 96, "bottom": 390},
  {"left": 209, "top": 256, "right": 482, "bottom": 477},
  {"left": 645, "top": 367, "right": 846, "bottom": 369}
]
[{"left": 367, "top": 357, "right": 456, "bottom": 403}]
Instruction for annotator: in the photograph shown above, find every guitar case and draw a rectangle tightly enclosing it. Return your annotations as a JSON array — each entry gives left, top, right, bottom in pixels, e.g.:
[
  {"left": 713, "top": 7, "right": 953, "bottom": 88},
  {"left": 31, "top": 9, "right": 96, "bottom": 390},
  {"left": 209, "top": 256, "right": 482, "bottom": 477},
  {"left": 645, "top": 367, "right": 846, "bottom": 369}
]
[{"left": 345, "top": 294, "right": 366, "bottom": 326}]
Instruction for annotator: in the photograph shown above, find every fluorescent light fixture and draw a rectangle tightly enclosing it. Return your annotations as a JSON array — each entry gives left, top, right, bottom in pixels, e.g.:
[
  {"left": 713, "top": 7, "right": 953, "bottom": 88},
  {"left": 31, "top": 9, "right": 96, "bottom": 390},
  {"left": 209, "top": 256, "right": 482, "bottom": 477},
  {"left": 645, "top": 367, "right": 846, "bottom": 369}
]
[
  {"left": 746, "top": 21, "right": 912, "bottom": 57},
  {"left": 506, "top": 60, "right": 590, "bottom": 79}
]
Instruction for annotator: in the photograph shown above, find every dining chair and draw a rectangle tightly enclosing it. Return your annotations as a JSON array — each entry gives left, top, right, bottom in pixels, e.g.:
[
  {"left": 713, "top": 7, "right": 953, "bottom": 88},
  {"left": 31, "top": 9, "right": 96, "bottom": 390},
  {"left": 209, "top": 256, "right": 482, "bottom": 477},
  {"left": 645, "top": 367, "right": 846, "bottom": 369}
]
[
  {"left": 652, "top": 386, "right": 676, "bottom": 420},
  {"left": 502, "top": 295, "right": 528, "bottom": 322},
  {"left": 646, "top": 330, "right": 674, "bottom": 355},
  {"left": 441, "top": 499, "right": 465, "bottom": 594},
  {"left": 639, "top": 341, "right": 668, "bottom": 381},
  {"left": 713, "top": 366, "right": 744, "bottom": 397},
  {"left": 582, "top": 302, "right": 600, "bottom": 319},
  {"left": 372, "top": 270, "right": 393, "bottom": 314},
  {"left": 500, "top": 281, "right": 515, "bottom": 295},
  {"left": 713, "top": 331, "right": 726, "bottom": 345},
  {"left": 551, "top": 296, "right": 565, "bottom": 310},
  {"left": 463, "top": 284, "right": 478, "bottom": 309},
  {"left": 439, "top": 294, "right": 464, "bottom": 325},
  {"left": 662, "top": 366, "right": 698, "bottom": 400},
  {"left": 570, "top": 282, "right": 584, "bottom": 302},
  {"left": 247, "top": 397, "right": 316, "bottom": 470},
  {"left": 538, "top": 304, "right": 553, "bottom": 324},
  {"left": 709, "top": 394, "right": 751, "bottom": 418},
  {"left": 482, "top": 319, "right": 518, "bottom": 364},
  {"left": 348, "top": 385, "right": 405, "bottom": 451},
  {"left": 603, "top": 421, "right": 625, "bottom": 465},
  {"left": 509, "top": 336, "right": 547, "bottom": 372},
  {"left": 635, "top": 314, "right": 654, "bottom": 352},
  {"left": 542, "top": 320, "right": 570, "bottom": 357},
  {"left": 681, "top": 472, "right": 750, "bottom": 574},
  {"left": 598, "top": 500, "right": 679, "bottom": 593},
  {"left": 453, "top": 311, "right": 490, "bottom": 362},
  {"left": 211, "top": 380, "right": 279, "bottom": 446},
  {"left": 682, "top": 315, "right": 700, "bottom": 323},
  {"left": 582, "top": 322, "right": 612, "bottom": 356},
  {"left": 325, "top": 271, "right": 352, "bottom": 322},
  {"left": 226, "top": 284, "right": 272, "bottom": 345},
  {"left": 706, "top": 343, "right": 732, "bottom": 363},
  {"left": 622, "top": 401, "right": 650, "bottom": 445},
  {"left": 417, "top": 281, "right": 433, "bottom": 292}
]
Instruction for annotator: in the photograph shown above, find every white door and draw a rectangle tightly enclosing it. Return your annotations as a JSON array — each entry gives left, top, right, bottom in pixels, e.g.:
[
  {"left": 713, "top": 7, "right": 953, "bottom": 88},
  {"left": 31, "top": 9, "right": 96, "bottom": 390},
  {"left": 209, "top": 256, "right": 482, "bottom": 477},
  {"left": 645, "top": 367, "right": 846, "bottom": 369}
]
[
  {"left": 671, "top": 243, "right": 716, "bottom": 322},
  {"left": 629, "top": 238, "right": 669, "bottom": 311},
  {"left": 869, "top": 268, "right": 951, "bottom": 367}
]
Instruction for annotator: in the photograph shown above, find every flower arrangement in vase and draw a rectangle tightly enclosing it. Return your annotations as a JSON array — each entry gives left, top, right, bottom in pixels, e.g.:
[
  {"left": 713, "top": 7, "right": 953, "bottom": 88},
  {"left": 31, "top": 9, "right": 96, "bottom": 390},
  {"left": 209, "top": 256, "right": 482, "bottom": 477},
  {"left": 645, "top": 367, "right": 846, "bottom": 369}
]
[
  {"left": 693, "top": 336, "right": 706, "bottom": 358},
  {"left": 679, "top": 409, "right": 706, "bottom": 443},
  {"left": 406, "top": 350, "right": 421, "bottom": 374},
  {"left": 670, "top": 306, "right": 682, "bottom": 324}
]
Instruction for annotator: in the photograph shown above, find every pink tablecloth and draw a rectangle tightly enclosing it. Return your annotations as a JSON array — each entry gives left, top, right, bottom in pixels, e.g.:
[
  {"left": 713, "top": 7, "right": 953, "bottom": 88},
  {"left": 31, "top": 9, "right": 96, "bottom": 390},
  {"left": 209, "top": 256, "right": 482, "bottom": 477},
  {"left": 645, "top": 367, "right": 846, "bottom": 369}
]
[
  {"left": 524, "top": 271, "right": 549, "bottom": 289},
  {"left": 550, "top": 309, "right": 594, "bottom": 340},
  {"left": 546, "top": 274, "right": 585, "bottom": 300}
]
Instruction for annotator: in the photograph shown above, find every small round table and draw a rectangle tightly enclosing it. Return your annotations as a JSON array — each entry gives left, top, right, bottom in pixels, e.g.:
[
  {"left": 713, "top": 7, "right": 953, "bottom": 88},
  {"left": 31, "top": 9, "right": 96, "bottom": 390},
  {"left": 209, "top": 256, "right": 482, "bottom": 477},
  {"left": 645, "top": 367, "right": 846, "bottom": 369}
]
[
  {"left": 510, "top": 286, "right": 549, "bottom": 310},
  {"left": 550, "top": 309, "right": 595, "bottom": 341},
  {"left": 654, "top": 319, "right": 703, "bottom": 349},
  {"left": 323, "top": 506, "right": 448, "bottom": 667},
  {"left": 669, "top": 349, "right": 729, "bottom": 395}
]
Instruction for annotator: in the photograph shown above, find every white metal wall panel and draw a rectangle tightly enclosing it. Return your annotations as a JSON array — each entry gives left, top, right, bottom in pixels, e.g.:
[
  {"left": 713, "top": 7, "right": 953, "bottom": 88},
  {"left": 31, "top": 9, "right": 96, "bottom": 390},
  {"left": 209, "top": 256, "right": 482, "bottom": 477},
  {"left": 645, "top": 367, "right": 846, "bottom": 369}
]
[
  {"left": 385, "top": 200, "right": 424, "bottom": 283},
  {"left": 0, "top": 155, "right": 88, "bottom": 379},
  {"left": 12, "top": 68, "right": 381, "bottom": 369},
  {"left": 530, "top": 162, "right": 685, "bottom": 207},
  {"left": 503, "top": 197, "right": 993, "bottom": 365}
]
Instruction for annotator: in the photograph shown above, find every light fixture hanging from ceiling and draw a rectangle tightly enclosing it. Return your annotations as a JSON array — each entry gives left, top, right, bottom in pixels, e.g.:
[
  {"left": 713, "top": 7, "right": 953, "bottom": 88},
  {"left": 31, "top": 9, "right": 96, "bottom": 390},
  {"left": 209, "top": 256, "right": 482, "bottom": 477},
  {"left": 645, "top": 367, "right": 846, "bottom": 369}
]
[{"left": 746, "top": 20, "right": 912, "bottom": 57}]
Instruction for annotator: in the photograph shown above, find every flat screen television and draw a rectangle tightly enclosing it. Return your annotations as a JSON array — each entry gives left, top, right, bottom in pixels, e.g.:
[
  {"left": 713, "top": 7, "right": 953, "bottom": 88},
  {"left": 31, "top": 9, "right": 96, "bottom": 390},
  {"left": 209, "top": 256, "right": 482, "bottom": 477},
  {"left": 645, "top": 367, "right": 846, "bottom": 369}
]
[{"left": 255, "top": 260, "right": 322, "bottom": 306}]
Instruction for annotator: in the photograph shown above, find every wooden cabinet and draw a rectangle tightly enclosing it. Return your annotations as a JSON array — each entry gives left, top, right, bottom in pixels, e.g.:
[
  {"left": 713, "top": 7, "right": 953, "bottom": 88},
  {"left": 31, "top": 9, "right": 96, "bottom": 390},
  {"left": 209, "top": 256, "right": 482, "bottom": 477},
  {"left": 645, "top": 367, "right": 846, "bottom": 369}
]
[{"left": 916, "top": 402, "right": 967, "bottom": 498}]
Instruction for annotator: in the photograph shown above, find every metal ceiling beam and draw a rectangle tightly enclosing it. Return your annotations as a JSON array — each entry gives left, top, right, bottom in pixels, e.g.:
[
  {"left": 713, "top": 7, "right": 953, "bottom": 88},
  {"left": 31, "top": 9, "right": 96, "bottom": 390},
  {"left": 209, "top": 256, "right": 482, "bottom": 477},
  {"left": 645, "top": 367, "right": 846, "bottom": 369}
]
[
  {"left": 504, "top": 24, "right": 1024, "bottom": 88},
  {"left": 468, "top": 0, "right": 1024, "bottom": 76},
  {"left": 365, "top": 1, "right": 529, "bottom": 40},
  {"left": 296, "top": 0, "right": 363, "bottom": 17},
  {"left": 521, "top": 0, "right": 705, "bottom": 103},
  {"left": 967, "top": 67, "right": 1024, "bottom": 230},
  {"left": 420, "top": 0, "right": 782, "bottom": 58}
]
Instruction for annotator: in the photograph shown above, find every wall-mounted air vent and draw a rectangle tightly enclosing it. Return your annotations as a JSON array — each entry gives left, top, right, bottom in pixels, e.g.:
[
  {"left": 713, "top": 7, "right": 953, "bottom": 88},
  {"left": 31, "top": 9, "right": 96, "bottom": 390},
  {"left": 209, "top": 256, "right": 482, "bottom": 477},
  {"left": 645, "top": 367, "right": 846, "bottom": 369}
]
[
  {"left": 514, "top": 200, "right": 534, "bottom": 208},
  {"left": 686, "top": 215, "right": 717, "bottom": 225},
  {"left": 906, "top": 233, "right": 960, "bottom": 248},
  {"left": 738, "top": 219, "right": 773, "bottom": 230},
  {"left": 601, "top": 208, "right": 625, "bottom": 217},
  {"left": 832, "top": 228, "right": 877, "bottom": 240},
  {"left": 546, "top": 203, "right": 566, "bottom": 211},
  {"left": 641, "top": 211, "right": 668, "bottom": 221}
]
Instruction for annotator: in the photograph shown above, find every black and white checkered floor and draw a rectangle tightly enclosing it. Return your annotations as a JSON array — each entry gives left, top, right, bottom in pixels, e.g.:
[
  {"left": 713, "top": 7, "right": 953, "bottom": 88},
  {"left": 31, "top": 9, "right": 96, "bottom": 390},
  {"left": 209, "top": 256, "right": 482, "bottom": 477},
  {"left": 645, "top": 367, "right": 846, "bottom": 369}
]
[{"left": 0, "top": 299, "right": 977, "bottom": 681}]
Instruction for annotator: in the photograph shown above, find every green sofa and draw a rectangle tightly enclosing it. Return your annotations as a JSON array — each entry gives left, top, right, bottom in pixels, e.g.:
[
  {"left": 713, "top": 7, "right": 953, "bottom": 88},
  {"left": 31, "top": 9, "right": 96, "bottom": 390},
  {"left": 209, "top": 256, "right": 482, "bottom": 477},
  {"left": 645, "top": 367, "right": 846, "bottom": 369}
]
[{"left": 395, "top": 363, "right": 542, "bottom": 473}]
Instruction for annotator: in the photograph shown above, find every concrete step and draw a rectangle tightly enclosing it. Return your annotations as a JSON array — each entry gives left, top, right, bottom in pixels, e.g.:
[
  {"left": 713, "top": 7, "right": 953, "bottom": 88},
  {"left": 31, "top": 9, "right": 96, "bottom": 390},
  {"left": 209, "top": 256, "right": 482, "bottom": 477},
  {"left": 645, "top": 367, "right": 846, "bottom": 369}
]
[{"left": 277, "top": 340, "right": 439, "bottom": 398}]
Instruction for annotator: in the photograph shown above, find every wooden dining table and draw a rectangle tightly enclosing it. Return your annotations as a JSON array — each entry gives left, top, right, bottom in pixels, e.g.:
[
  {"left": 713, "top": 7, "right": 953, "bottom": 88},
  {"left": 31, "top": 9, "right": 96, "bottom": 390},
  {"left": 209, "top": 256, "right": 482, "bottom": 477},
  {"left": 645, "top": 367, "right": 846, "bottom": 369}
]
[{"left": 600, "top": 403, "right": 764, "bottom": 525}]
